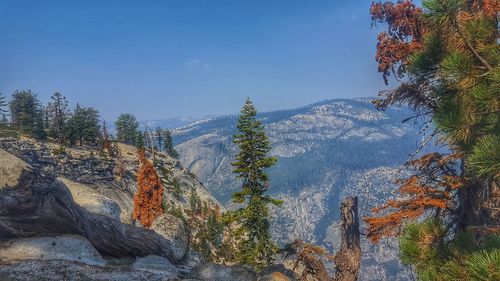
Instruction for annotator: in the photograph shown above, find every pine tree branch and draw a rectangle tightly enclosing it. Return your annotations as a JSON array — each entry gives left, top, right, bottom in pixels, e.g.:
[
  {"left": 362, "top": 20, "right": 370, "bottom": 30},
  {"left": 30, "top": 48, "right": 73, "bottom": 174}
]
[
  {"left": 475, "top": 109, "right": 500, "bottom": 116},
  {"left": 452, "top": 18, "right": 493, "bottom": 71},
  {"left": 404, "top": 129, "right": 439, "bottom": 166}
]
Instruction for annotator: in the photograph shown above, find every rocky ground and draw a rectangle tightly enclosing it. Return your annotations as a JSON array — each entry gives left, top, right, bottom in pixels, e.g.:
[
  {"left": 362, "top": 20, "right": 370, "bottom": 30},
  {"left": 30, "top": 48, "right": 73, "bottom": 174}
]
[
  {"left": 0, "top": 136, "right": 221, "bottom": 218},
  {"left": 0, "top": 137, "right": 297, "bottom": 281}
]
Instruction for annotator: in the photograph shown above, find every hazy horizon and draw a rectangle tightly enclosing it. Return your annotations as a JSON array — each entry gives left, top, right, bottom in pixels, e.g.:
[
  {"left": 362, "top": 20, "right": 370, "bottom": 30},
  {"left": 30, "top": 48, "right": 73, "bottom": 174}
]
[
  {"left": 1, "top": 0, "right": 388, "bottom": 121},
  {"left": 134, "top": 96, "right": 379, "bottom": 128}
]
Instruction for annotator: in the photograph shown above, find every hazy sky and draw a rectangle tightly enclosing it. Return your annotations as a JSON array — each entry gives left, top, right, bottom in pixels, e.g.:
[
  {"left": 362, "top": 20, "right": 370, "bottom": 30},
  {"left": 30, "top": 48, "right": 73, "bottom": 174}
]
[{"left": 0, "top": 0, "right": 388, "bottom": 121}]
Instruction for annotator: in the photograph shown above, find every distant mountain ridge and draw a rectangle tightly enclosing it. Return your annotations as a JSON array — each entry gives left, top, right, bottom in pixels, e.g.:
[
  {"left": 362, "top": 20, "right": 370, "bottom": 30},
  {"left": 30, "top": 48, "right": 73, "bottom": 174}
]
[
  {"left": 107, "top": 116, "right": 203, "bottom": 135},
  {"left": 172, "top": 98, "right": 421, "bottom": 280},
  {"left": 141, "top": 116, "right": 202, "bottom": 130}
]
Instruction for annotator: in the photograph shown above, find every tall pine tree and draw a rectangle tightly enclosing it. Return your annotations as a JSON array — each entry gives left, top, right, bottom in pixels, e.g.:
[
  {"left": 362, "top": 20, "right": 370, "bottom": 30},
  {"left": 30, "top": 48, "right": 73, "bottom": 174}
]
[
  {"left": 9, "top": 90, "right": 45, "bottom": 139},
  {"left": 81, "top": 107, "right": 100, "bottom": 145},
  {"left": 99, "top": 120, "right": 113, "bottom": 156},
  {"left": 155, "top": 127, "right": 164, "bottom": 151},
  {"left": 114, "top": 113, "right": 139, "bottom": 145},
  {"left": 46, "top": 92, "right": 69, "bottom": 143},
  {"left": 229, "top": 98, "right": 282, "bottom": 270},
  {"left": 66, "top": 104, "right": 100, "bottom": 146},
  {"left": 367, "top": 1, "right": 500, "bottom": 279},
  {"left": 163, "top": 129, "right": 178, "bottom": 158},
  {"left": 135, "top": 130, "right": 145, "bottom": 149},
  {"left": 33, "top": 104, "right": 47, "bottom": 140}
]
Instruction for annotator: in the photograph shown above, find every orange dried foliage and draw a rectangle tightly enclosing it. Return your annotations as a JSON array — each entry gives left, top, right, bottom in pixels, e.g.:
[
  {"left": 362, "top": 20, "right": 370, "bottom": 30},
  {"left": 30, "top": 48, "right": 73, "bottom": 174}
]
[
  {"left": 457, "top": 0, "right": 500, "bottom": 26},
  {"left": 370, "top": 0, "right": 425, "bottom": 84},
  {"left": 133, "top": 149, "right": 164, "bottom": 228},
  {"left": 472, "top": 0, "right": 500, "bottom": 17},
  {"left": 364, "top": 153, "right": 464, "bottom": 243},
  {"left": 284, "top": 240, "right": 334, "bottom": 281}
]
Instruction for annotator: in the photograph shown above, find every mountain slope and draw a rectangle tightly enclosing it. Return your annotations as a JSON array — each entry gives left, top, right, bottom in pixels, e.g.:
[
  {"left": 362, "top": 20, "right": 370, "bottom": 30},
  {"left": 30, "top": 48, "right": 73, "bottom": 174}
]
[
  {"left": 0, "top": 137, "right": 222, "bottom": 221},
  {"left": 173, "top": 98, "right": 421, "bottom": 280}
]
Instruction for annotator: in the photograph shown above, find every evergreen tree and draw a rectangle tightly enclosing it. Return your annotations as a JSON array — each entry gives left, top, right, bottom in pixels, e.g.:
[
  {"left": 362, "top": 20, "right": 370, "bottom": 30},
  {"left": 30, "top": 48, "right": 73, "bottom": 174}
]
[
  {"left": 135, "top": 130, "right": 145, "bottom": 149},
  {"left": 189, "top": 186, "right": 201, "bottom": 215},
  {"left": 155, "top": 127, "right": 164, "bottom": 152},
  {"left": 9, "top": 90, "right": 45, "bottom": 138},
  {"left": 99, "top": 120, "right": 115, "bottom": 157},
  {"left": 171, "top": 177, "right": 183, "bottom": 200},
  {"left": 31, "top": 104, "right": 47, "bottom": 140},
  {"left": 114, "top": 113, "right": 139, "bottom": 145},
  {"left": 66, "top": 104, "right": 100, "bottom": 146},
  {"left": 166, "top": 203, "right": 185, "bottom": 220},
  {"left": 66, "top": 104, "right": 85, "bottom": 145},
  {"left": 143, "top": 127, "right": 157, "bottom": 162},
  {"left": 229, "top": 98, "right": 282, "bottom": 270},
  {"left": 46, "top": 92, "right": 69, "bottom": 143},
  {"left": 0, "top": 93, "right": 8, "bottom": 123},
  {"left": 206, "top": 210, "right": 224, "bottom": 247},
  {"left": 163, "top": 129, "right": 179, "bottom": 158},
  {"left": 367, "top": 1, "right": 500, "bottom": 279},
  {"left": 43, "top": 106, "right": 50, "bottom": 130},
  {"left": 81, "top": 107, "right": 100, "bottom": 145},
  {"left": 196, "top": 209, "right": 224, "bottom": 262},
  {"left": 143, "top": 129, "right": 151, "bottom": 150},
  {"left": 370, "top": 0, "right": 499, "bottom": 180}
]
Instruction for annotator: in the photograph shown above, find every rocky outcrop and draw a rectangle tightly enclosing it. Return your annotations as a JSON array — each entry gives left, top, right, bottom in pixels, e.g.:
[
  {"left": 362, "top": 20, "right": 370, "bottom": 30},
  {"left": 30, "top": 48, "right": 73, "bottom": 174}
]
[
  {"left": 132, "top": 255, "right": 179, "bottom": 277},
  {"left": 175, "top": 133, "right": 229, "bottom": 182},
  {"left": 0, "top": 148, "right": 177, "bottom": 262},
  {"left": 0, "top": 138, "right": 115, "bottom": 184},
  {"left": 0, "top": 140, "right": 228, "bottom": 280},
  {"left": 0, "top": 259, "right": 182, "bottom": 281},
  {"left": 151, "top": 214, "right": 190, "bottom": 261},
  {"left": 182, "top": 249, "right": 205, "bottom": 268},
  {"left": 259, "top": 264, "right": 297, "bottom": 281},
  {"left": 259, "top": 272, "right": 295, "bottom": 281},
  {"left": 60, "top": 177, "right": 122, "bottom": 220},
  {"left": 0, "top": 147, "right": 28, "bottom": 187},
  {"left": 188, "top": 263, "right": 257, "bottom": 281},
  {"left": 0, "top": 137, "right": 222, "bottom": 225},
  {"left": 187, "top": 263, "right": 300, "bottom": 281},
  {"left": 0, "top": 235, "right": 107, "bottom": 267}
]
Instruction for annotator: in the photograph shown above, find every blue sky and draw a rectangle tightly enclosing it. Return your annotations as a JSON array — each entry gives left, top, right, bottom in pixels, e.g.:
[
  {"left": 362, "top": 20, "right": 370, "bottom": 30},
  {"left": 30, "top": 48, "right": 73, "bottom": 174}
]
[{"left": 0, "top": 0, "right": 388, "bottom": 121}]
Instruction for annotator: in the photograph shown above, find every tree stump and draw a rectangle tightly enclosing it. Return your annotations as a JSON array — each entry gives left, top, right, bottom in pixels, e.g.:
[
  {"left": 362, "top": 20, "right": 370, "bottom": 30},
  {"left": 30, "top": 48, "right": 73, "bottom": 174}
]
[{"left": 333, "top": 196, "right": 361, "bottom": 281}]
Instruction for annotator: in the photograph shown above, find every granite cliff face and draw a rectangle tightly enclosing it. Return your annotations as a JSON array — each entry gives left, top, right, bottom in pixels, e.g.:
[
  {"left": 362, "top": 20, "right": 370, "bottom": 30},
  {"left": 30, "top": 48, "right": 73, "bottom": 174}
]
[{"left": 173, "top": 98, "right": 421, "bottom": 280}]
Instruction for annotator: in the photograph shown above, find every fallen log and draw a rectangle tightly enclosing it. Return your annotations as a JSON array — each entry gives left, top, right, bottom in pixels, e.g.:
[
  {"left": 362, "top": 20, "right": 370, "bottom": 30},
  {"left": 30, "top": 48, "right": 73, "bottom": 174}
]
[{"left": 0, "top": 148, "right": 176, "bottom": 262}]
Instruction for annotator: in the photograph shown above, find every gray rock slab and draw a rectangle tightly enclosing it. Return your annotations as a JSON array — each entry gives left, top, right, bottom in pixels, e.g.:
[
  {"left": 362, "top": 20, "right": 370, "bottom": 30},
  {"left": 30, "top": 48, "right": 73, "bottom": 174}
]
[{"left": 0, "top": 235, "right": 107, "bottom": 267}]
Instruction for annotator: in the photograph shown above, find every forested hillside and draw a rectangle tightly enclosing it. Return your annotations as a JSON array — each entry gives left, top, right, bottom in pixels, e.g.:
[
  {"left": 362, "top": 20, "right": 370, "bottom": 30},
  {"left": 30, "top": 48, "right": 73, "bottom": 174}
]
[{"left": 173, "top": 98, "right": 429, "bottom": 279}]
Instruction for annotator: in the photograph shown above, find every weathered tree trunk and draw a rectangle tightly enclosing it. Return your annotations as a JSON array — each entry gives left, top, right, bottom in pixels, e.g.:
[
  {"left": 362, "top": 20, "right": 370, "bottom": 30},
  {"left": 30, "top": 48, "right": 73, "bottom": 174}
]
[
  {"left": 0, "top": 165, "right": 177, "bottom": 262},
  {"left": 457, "top": 161, "right": 500, "bottom": 233},
  {"left": 333, "top": 196, "right": 361, "bottom": 281}
]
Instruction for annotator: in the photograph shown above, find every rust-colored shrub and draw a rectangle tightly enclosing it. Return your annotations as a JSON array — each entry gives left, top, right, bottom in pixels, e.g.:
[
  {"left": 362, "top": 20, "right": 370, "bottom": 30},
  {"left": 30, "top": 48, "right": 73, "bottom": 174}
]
[
  {"left": 133, "top": 149, "right": 164, "bottom": 228},
  {"left": 282, "top": 240, "right": 334, "bottom": 281}
]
